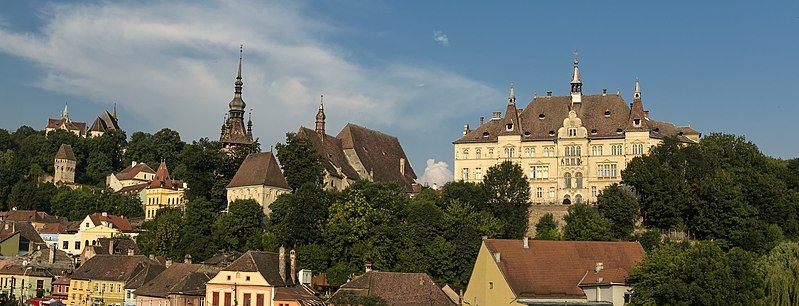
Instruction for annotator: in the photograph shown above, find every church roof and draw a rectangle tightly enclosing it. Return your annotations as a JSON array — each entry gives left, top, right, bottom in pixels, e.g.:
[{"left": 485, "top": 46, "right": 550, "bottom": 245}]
[
  {"left": 88, "top": 110, "right": 121, "bottom": 133},
  {"left": 337, "top": 123, "right": 418, "bottom": 192},
  {"left": 55, "top": 144, "right": 76, "bottom": 161},
  {"left": 227, "top": 152, "right": 290, "bottom": 189},
  {"left": 47, "top": 118, "right": 87, "bottom": 137},
  {"left": 297, "top": 127, "right": 361, "bottom": 180}
]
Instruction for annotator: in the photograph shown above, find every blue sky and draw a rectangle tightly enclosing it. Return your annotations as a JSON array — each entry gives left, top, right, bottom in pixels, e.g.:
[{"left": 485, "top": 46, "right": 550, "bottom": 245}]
[{"left": 0, "top": 1, "right": 797, "bottom": 184}]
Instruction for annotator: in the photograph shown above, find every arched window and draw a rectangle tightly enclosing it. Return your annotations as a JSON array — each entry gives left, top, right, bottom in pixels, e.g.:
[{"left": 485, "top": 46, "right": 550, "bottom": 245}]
[
  {"left": 575, "top": 172, "right": 584, "bottom": 188},
  {"left": 575, "top": 194, "right": 583, "bottom": 204},
  {"left": 563, "top": 195, "right": 571, "bottom": 205},
  {"left": 463, "top": 149, "right": 469, "bottom": 159},
  {"left": 564, "top": 173, "right": 572, "bottom": 189},
  {"left": 475, "top": 149, "right": 482, "bottom": 159}
]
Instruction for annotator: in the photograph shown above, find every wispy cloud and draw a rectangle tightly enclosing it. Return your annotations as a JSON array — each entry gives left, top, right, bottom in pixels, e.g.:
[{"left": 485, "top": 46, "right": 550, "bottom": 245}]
[
  {"left": 0, "top": 1, "right": 496, "bottom": 167},
  {"left": 433, "top": 30, "right": 449, "bottom": 46}
]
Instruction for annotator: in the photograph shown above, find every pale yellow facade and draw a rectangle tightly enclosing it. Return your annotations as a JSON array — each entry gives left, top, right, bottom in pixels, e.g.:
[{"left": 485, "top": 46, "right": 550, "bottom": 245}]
[
  {"left": 205, "top": 270, "right": 274, "bottom": 306},
  {"left": 0, "top": 273, "right": 53, "bottom": 301},
  {"left": 454, "top": 114, "right": 660, "bottom": 205},
  {"left": 462, "top": 243, "right": 521, "bottom": 306},
  {"left": 58, "top": 215, "right": 134, "bottom": 256},
  {"left": 66, "top": 278, "right": 126, "bottom": 306},
  {"left": 226, "top": 185, "right": 290, "bottom": 215},
  {"left": 143, "top": 187, "right": 186, "bottom": 221}
]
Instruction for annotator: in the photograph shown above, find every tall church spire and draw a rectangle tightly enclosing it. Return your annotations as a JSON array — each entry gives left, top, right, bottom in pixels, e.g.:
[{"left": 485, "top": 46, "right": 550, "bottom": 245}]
[
  {"left": 229, "top": 45, "right": 246, "bottom": 111},
  {"left": 62, "top": 103, "right": 70, "bottom": 121},
  {"left": 570, "top": 52, "right": 582, "bottom": 105},
  {"left": 220, "top": 45, "right": 254, "bottom": 147},
  {"left": 508, "top": 82, "right": 516, "bottom": 104},
  {"left": 316, "top": 94, "right": 326, "bottom": 136}
]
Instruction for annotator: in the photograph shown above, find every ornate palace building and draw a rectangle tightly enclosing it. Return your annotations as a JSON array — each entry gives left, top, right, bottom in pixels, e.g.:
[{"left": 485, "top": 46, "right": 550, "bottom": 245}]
[
  {"left": 219, "top": 46, "right": 255, "bottom": 148},
  {"left": 453, "top": 58, "right": 700, "bottom": 205}
]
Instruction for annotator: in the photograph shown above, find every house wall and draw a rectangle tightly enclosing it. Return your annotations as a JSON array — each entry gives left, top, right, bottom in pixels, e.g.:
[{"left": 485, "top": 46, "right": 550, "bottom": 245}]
[
  {"left": 581, "top": 285, "right": 631, "bottom": 306},
  {"left": 40, "top": 233, "right": 59, "bottom": 248},
  {"left": 205, "top": 271, "right": 274, "bottom": 306},
  {"left": 67, "top": 279, "right": 91, "bottom": 306},
  {"left": 0, "top": 275, "right": 53, "bottom": 301},
  {"left": 58, "top": 225, "right": 122, "bottom": 256},
  {"left": 0, "top": 234, "right": 20, "bottom": 257},
  {"left": 143, "top": 188, "right": 186, "bottom": 221},
  {"left": 226, "top": 185, "right": 291, "bottom": 215},
  {"left": 462, "top": 242, "right": 521, "bottom": 306},
  {"left": 66, "top": 279, "right": 125, "bottom": 306}
]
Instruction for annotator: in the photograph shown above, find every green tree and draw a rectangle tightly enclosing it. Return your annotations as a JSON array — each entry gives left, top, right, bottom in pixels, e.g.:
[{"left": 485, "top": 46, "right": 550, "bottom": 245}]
[
  {"left": 174, "top": 138, "right": 227, "bottom": 210},
  {"left": 7, "top": 181, "right": 57, "bottom": 212},
  {"left": 275, "top": 132, "right": 323, "bottom": 190},
  {"left": 179, "top": 198, "right": 218, "bottom": 261},
  {"left": 534, "top": 213, "right": 559, "bottom": 240},
  {"left": 146, "top": 208, "right": 183, "bottom": 259},
  {"left": 628, "top": 241, "right": 764, "bottom": 305},
  {"left": 562, "top": 203, "right": 613, "bottom": 241},
  {"left": 758, "top": 242, "right": 799, "bottom": 306},
  {"left": 596, "top": 184, "right": 639, "bottom": 239},
  {"left": 440, "top": 181, "right": 489, "bottom": 212},
  {"left": 482, "top": 161, "right": 531, "bottom": 238},
  {"left": 267, "top": 183, "right": 333, "bottom": 246},
  {"left": 213, "top": 199, "right": 265, "bottom": 252}
]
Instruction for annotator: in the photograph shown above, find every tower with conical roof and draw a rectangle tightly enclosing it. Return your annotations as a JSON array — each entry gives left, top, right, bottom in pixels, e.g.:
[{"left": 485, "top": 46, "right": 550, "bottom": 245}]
[
  {"left": 54, "top": 144, "right": 76, "bottom": 185},
  {"left": 220, "top": 45, "right": 255, "bottom": 147}
]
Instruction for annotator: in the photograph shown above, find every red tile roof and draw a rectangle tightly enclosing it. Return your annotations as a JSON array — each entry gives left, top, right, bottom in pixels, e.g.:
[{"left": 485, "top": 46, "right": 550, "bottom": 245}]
[
  {"left": 88, "top": 213, "right": 134, "bottom": 232},
  {"left": 482, "top": 239, "right": 644, "bottom": 299},
  {"left": 115, "top": 163, "right": 156, "bottom": 181},
  {"left": 55, "top": 144, "right": 76, "bottom": 161},
  {"left": 330, "top": 271, "right": 455, "bottom": 306}
]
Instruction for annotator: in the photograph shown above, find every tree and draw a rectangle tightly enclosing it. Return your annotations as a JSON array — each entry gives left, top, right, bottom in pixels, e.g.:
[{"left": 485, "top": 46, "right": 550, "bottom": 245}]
[
  {"left": 562, "top": 203, "right": 613, "bottom": 241},
  {"left": 628, "top": 241, "right": 764, "bottom": 305},
  {"left": 267, "top": 183, "right": 333, "bottom": 246},
  {"left": 173, "top": 138, "right": 227, "bottom": 210},
  {"left": 213, "top": 199, "right": 265, "bottom": 252},
  {"left": 179, "top": 198, "right": 218, "bottom": 261},
  {"left": 275, "top": 132, "right": 323, "bottom": 190},
  {"left": 7, "top": 181, "right": 57, "bottom": 212},
  {"left": 440, "top": 181, "right": 489, "bottom": 212},
  {"left": 147, "top": 208, "right": 183, "bottom": 259},
  {"left": 758, "top": 242, "right": 799, "bottom": 306},
  {"left": 534, "top": 213, "right": 559, "bottom": 240},
  {"left": 596, "top": 184, "right": 640, "bottom": 240},
  {"left": 482, "top": 161, "right": 531, "bottom": 238}
]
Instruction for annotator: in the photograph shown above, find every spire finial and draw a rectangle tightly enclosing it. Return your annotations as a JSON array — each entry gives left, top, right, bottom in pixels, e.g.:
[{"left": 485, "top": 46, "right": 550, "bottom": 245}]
[
  {"left": 238, "top": 44, "right": 243, "bottom": 79},
  {"left": 62, "top": 103, "right": 70, "bottom": 121},
  {"left": 316, "top": 94, "right": 326, "bottom": 136},
  {"left": 320, "top": 94, "right": 324, "bottom": 110},
  {"left": 112, "top": 102, "right": 117, "bottom": 119},
  {"left": 508, "top": 82, "right": 516, "bottom": 104},
  {"left": 634, "top": 77, "right": 641, "bottom": 100},
  {"left": 571, "top": 51, "right": 582, "bottom": 85}
]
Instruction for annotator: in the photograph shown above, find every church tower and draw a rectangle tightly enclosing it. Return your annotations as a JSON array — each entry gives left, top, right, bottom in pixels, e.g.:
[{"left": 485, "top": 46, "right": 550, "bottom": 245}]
[
  {"left": 315, "top": 95, "right": 326, "bottom": 136},
  {"left": 54, "top": 144, "right": 76, "bottom": 185},
  {"left": 570, "top": 55, "right": 583, "bottom": 106},
  {"left": 220, "top": 45, "right": 255, "bottom": 147}
]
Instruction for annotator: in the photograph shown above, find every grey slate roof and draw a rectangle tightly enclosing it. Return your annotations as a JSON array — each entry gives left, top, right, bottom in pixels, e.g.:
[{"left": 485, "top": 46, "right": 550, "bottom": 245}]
[{"left": 227, "top": 152, "right": 290, "bottom": 189}]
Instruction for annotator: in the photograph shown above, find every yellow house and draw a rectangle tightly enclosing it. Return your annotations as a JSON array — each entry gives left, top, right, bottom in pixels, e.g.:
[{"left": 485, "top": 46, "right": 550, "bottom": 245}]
[
  {"left": 67, "top": 255, "right": 164, "bottom": 306},
  {"left": 142, "top": 161, "right": 186, "bottom": 221},
  {"left": 463, "top": 238, "right": 644, "bottom": 306},
  {"left": 106, "top": 162, "right": 156, "bottom": 192},
  {"left": 0, "top": 265, "right": 54, "bottom": 301},
  {"left": 205, "top": 249, "right": 321, "bottom": 306},
  {"left": 58, "top": 213, "right": 137, "bottom": 256}
]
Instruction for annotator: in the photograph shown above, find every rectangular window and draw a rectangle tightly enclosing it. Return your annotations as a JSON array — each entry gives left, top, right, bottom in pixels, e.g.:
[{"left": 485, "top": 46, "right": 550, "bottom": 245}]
[
  {"left": 63, "top": 241, "right": 69, "bottom": 250},
  {"left": 462, "top": 149, "right": 469, "bottom": 160},
  {"left": 488, "top": 148, "right": 494, "bottom": 158},
  {"left": 536, "top": 187, "right": 543, "bottom": 198},
  {"left": 592, "top": 145, "right": 603, "bottom": 156},
  {"left": 243, "top": 293, "right": 251, "bottom": 306},
  {"left": 475, "top": 168, "right": 482, "bottom": 181},
  {"left": 524, "top": 147, "right": 534, "bottom": 157},
  {"left": 476, "top": 149, "right": 482, "bottom": 159},
  {"left": 543, "top": 147, "right": 555, "bottom": 157},
  {"left": 549, "top": 187, "right": 555, "bottom": 198},
  {"left": 597, "top": 164, "right": 618, "bottom": 178},
  {"left": 530, "top": 165, "right": 549, "bottom": 179},
  {"left": 461, "top": 168, "right": 469, "bottom": 181},
  {"left": 256, "top": 294, "right": 264, "bottom": 306},
  {"left": 612, "top": 145, "right": 623, "bottom": 156},
  {"left": 75, "top": 241, "right": 81, "bottom": 249},
  {"left": 212, "top": 292, "right": 219, "bottom": 306},
  {"left": 591, "top": 186, "right": 598, "bottom": 197},
  {"left": 224, "top": 292, "right": 231, "bottom": 306}
]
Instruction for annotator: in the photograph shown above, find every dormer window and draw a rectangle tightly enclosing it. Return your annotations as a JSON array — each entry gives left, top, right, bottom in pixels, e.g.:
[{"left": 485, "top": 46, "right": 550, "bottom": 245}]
[
  {"left": 538, "top": 114, "right": 545, "bottom": 120},
  {"left": 616, "top": 128, "right": 623, "bottom": 135},
  {"left": 523, "top": 131, "right": 531, "bottom": 137},
  {"left": 604, "top": 110, "right": 611, "bottom": 117},
  {"left": 505, "top": 123, "right": 513, "bottom": 131},
  {"left": 591, "top": 129, "right": 597, "bottom": 135},
  {"left": 633, "top": 119, "right": 641, "bottom": 127},
  {"left": 548, "top": 131, "right": 556, "bottom": 137},
  {"left": 482, "top": 131, "right": 489, "bottom": 138},
  {"left": 654, "top": 128, "right": 660, "bottom": 133}
]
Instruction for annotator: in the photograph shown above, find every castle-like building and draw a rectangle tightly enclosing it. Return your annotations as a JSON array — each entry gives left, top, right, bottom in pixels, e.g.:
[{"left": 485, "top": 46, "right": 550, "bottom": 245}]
[
  {"left": 219, "top": 46, "right": 255, "bottom": 148},
  {"left": 45, "top": 104, "right": 122, "bottom": 138},
  {"left": 453, "top": 58, "right": 700, "bottom": 205}
]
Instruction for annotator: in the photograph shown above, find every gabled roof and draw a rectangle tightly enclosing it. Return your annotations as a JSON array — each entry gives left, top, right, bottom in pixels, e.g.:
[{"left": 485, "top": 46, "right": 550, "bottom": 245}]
[
  {"left": 46, "top": 118, "right": 87, "bottom": 137},
  {"left": 55, "top": 144, "right": 76, "bottom": 161},
  {"left": 115, "top": 163, "right": 156, "bottom": 181},
  {"left": 147, "top": 161, "right": 184, "bottom": 190},
  {"left": 222, "top": 251, "right": 292, "bottom": 287},
  {"left": 135, "top": 263, "right": 216, "bottom": 298},
  {"left": 227, "top": 152, "right": 290, "bottom": 189},
  {"left": 330, "top": 271, "right": 455, "bottom": 306},
  {"left": 297, "top": 127, "right": 360, "bottom": 180},
  {"left": 0, "top": 221, "right": 45, "bottom": 244},
  {"left": 3, "top": 210, "right": 65, "bottom": 224},
  {"left": 88, "top": 111, "right": 120, "bottom": 133},
  {"left": 274, "top": 285, "right": 325, "bottom": 305},
  {"left": 0, "top": 265, "right": 54, "bottom": 278},
  {"left": 482, "top": 239, "right": 644, "bottom": 300},
  {"left": 201, "top": 251, "right": 241, "bottom": 267},
  {"left": 72, "top": 255, "right": 163, "bottom": 285},
  {"left": 337, "top": 124, "right": 418, "bottom": 192},
  {"left": 88, "top": 213, "right": 135, "bottom": 232},
  {"left": 93, "top": 237, "right": 140, "bottom": 255}
]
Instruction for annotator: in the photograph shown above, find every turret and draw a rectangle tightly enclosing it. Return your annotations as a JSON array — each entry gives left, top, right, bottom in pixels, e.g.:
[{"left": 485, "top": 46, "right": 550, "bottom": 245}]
[
  {"left": 315, "top": 95, "right": 326, "bottom": 136},
  {"left": 570, "top": 54, "right": 582, "bottom": 105}
]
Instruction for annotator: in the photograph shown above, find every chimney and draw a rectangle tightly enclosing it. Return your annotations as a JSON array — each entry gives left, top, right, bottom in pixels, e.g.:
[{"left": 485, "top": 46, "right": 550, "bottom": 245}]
[
  {"left": 127, "top": 249, "right": 135, "bottom": 256},
  {"left": 101, "top": 212, "right": 108, "bottom": 217},
  {"left": 491, "top": 112, "right": 501, "bottom": 120},
  {"left": 149, "top": 254, "right": 155, "bottom": 260},
  {"left": 479, "top": 116, "right": 485, "bottom": 125},
  {"left": 165, "top": 259, "right": 173, "bottom": 268},
  {"left": 290, "top": 250, "right": 297, "bottom": 284},
  {"left": 132, "top": 161, "right": 137, "bottom": 167},
  {"left": 523, "top": 237, "right": 529, "bottom": 249},
  {"left": 595, "top": 262, "right": 604, "bottom": 273},
  {"left": 49, "top": 244, "right": 56, "bottom": 264},
  {"left": 644, "top": 110, "right": 650, "bottom": 119},
  {"left": 602, "top": 88, "right": 608, "bottom": 96},
  {"left": 184, "top": 254, "right": 192, "bottom": 264},
  {"left": 279, "top": 246, "right": 286, "bottom": 282},
  {"left": 108, "top": 239, "right": 115, "bottom": 255},
  {"left": 493, "top": 252, "right": 501, "bottom": 263},
  {"left": 399, "top": 158, "right": 406, "bottom": 176},
  {"left": 546, "top": 90, "right": 552, "bottom": 97},
  {"left": 365, "top": 262, "right": 373, "bottom": 273}
]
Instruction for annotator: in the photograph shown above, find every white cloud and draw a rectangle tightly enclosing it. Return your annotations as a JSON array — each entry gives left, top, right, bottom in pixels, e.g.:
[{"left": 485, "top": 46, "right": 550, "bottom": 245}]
[
  {"left": 417, "top": 159, "right": 453, "bottom": 188},
  {"left": 0, "top": 1, "right": 496, "bottom": 168},
  {"left": 433, "top": 30, "right": 449, "bottom": 46}
]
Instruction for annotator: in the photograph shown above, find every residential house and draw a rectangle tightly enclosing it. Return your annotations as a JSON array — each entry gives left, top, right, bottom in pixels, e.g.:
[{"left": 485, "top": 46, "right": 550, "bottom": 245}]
[
  {"left": 57, "top": 213, "right": 137, "bottom": 256},
  {"left": 328, "top": 271, "right": 454, "bottom": 306},
  {"left": 142, "top": 161, "right": 186, "bottom": 221},
  {"left": 0, "top": 265, "right": 55, "bottom": 301},
  {"left": 106, "top": 163, "right": 156, "bottom": 193},
  {"left": 0, "top": 231, "right": 20, "bottom": 258},
  {"left": 16, "top": 245, "right": 75, "bottom": 275},
  {"left": 200, "top": 252, "right": 241, "bottom": 269},
  {"left": 52, "top": 274, "right": 71, "bottom": 301},
  {"left": 0, "top": 222, "right": 48, "bottom": 257},
  {"left": 462, "top": 238, "right": 645, "bottom": 306},
  {"left": 134, "top": 259, "right": 217, "bottom": 306},
  {"left": 67, "top": 255, "right": 164, "bottom": 306},
  {"left": 204, "top": 248, "right": 322, "bottom": 306},
  {"left": 80, "top": 238, "right": 140, "bottom": 265},
  {"left": 0, "top": 210, "right": 67, "bottom": 233},
  {"left": 226, "top": 152, "right": 291, "bottom": 215}
]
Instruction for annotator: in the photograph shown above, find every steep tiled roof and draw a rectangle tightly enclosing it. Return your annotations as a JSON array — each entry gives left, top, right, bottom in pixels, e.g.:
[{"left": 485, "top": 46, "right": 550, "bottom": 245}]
[
  {"left": 455, "top": 93, "right": 697, "bottom": 143},
  {"left": 337, "top": 124, "right": 418, "bottom": 192},
  {"left": 1, "top": 221, "right": 45, "bottom": 244},
  {"left": 330, "top": 271, "right": 455, "bottom": 306},
  {"left": 116, "top": 183, "right": 149, "bottom": 196},
  {"left": 53, "top": 274, "right": 72, "bottom": 285},
  {"left": 3, "top": 210, "right": 65, "bottom": 224},
  {"left": 88, "top": 213, "right": 134, "bottom": 232},
  {"left": 482, "top": 239, "right": 644, "bottom": 299},
  {"left": 55, "top": 144, "right": 76, "bottom": 161},
  {"left": 46, "top": 118, "right": 87, "bottom": 137},
  {"left": 297, "top": 127, "right": 360, "bottom": 179},
  {"left": 72, "top": 255, "right": 163, "bottom": 284},
  {"left": 274, "top": 285, "right": 325, "bottom": 305},
  {"left": 147, "top": 161, "right": 184, "bottom": 190},
  {"left": 135, "top": 263, "right": 216, "bottom": 298},
  {"left": 227, "top": 152, "right": 290, "bottom": 189},
  {"left": 201, "top": 251, "right": 241, "bottom": 267},
  {"left": 93, "top": 237, "right": 140, "bottom": 255},
  {"left": 40, "top": 222, "right": 67, "bottom": 234},
  {"left": 88, "top": 111, "right": 120, "bottom": 133},
  {"left": 0, "top": 265, "right": 54, "bottom": 278},
  {"left": 115, "top": 163, "right": 156, "bottom": 181},
  {"left": 222, "top": 251, "right": 292, "bottom": 287}
]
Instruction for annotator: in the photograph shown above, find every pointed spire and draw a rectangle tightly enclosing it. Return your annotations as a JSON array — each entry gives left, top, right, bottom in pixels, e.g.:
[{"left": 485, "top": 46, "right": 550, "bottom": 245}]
[
  {"left": 62, "top": 103, "right": 70, "bottom": 121},
  {"left": 570, "top": 52, "right": 583, "bottom": 105},
  {"left": 633, "top": 77, "right": 641, "bottom": 100},
  {"left": 112, "top": 103, "right": 117, "bottom": 119},
  {"left": 229, "top": 45, "right": 246, "bottom": 111},
  {"left": 316, "top": 94, "right": 326, "bottom": 136},
  {"left": 508, "top": 82, "right": 516, "bottom": 104}
]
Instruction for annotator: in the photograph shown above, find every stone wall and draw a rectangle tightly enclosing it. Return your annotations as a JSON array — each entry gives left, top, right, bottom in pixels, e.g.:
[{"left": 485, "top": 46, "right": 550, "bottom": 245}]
[{"left": 526, "top": 205, "right": 570, "bottom": 237}]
